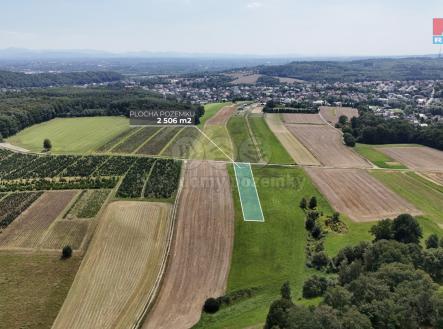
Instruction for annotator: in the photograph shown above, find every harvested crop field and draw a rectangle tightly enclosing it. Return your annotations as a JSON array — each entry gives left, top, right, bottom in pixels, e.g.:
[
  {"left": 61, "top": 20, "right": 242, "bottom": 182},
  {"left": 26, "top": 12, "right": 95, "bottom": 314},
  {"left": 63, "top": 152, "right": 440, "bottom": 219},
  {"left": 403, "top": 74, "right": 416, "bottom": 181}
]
[
  {"left": 377, "top": 146, "right": 443, "bottom": 171},
  {"left": 137, "top": 127, "right": 182, "bottom": 155},
  {"left": 282, "top": 113, "right": 325, "bottom": 125},
  {"left": 111, "top": 127, "right": 161, "bottom": 154},
  {"left": 0, "top": 252, "right": 81, "bottom": 329},
  {"left": 305, "top": 167, "right": 421, "bottom": 222},
  {"left": 229, "top": 73, "right": 262, "bottom": 85},
  {"left": 0, "top": 191, "right": 78, "bottom": 249},
  {"left": 265, "top": 114, "right": 319, "bottom": 165},
  {"left": 41, "top": 220, "right": 89, "bottom": 250},
  {"left": 286, "top": 124, "right": 371, "bottom": 168},
  {"left": 162, "top": 127, "right": 201, "bottom": 158},
  {"left": 52, "top": 201, "right": 172, "bottom": 329},
  {"left": 143, "top": 161, "right": 234, "bottom": 329},
  {"left": 319, "top": 106, "right": 359, "bottom": 124},
  {"left": 206, "top": 104, "right": 237, "bottom": 125}
]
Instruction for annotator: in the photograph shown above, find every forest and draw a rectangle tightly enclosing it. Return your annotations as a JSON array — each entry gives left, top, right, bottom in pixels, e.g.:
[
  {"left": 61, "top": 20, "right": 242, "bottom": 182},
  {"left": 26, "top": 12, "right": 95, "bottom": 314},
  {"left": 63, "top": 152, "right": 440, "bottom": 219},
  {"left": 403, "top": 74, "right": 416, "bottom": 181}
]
[
  {"left": 258, "top": 57, "right": 443, "bottom": 82},
  {"left": 344, "top": 111, "right": 443, "bottom": 150},
  {"left": 0, "top": 86, "right": 204, "bottom": 138},
  {"left": 0, "top": 70, "right": 122, "bottom": 88}
]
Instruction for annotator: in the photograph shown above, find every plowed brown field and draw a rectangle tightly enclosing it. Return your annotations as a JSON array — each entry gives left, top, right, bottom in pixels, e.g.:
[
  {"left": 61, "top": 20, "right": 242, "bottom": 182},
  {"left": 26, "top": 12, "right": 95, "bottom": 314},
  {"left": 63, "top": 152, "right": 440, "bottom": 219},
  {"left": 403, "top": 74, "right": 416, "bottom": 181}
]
[
  {"left": 142, "top": 161, "right": 234, "bottom": 329},
  {"left": 378, "top": 146, "right": 443, "bottom": 171},
  {"left": 0, "top": 191, "right": 78, "bottom": 249},
  {"left": 319, "top": 106, "right": 359, "bottom": 124},
  {"left": 265, "top": 114, "right": 320, "bottom": 165},
  {"left": 283, "top": 113, "right": 325, "bottom": 125},
  {"left": 306, "top": 167, "right": 421, "bottom": 222},
  {"left": 206, "top": 105, "right": 237, "bottom": 125},
  {"left": 286, "top": 124, "right": 371, "bottom": 168},
  {"left": 52, "top": 201, "right": 172, "bottom": 329}
]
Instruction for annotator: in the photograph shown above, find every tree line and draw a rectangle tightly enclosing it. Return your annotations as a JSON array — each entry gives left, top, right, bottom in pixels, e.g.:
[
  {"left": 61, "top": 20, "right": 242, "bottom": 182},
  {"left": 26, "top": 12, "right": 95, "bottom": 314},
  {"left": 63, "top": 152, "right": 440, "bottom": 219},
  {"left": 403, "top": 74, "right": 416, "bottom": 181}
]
[
  {"left": 0, "top": 86, "right": 204, "bottom": 138},
  {"left": 341, "top": 110, "right": 443, "bottom": 150},
  {"left": 0, "top": 70, "right": 123, "bottom": 88},
  {"left": 265, "top": 214, "right": 443, "bottom": 329}
]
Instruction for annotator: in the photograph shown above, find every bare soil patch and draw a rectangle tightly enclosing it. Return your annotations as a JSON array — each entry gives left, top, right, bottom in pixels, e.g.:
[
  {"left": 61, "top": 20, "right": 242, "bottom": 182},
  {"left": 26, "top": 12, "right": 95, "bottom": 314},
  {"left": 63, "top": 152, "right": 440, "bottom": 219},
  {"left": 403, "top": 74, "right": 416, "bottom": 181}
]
[
  {"left": 265, "top": 114, "right": 320, "bottom": 165},
  {"left": 319, "top": 106, "right": 359, "bottom": 125},
  {"left": 421, "top": 172, "right": 443, "bottom": 186},
  {"left": 206, "top": 105, "right": 237, "bottom": 126},
  {"left": 283, "top": 113, "right": 325, "bottom": 125},
  {"left": 52, "top": 201, "right": 172, "bottom": 329},
  {"left": 378, "top": 146, "right": 443, "bottom": 171},
  {"left": 286, "top": 124, "right": 371, "bottom": 168},
  {"left": 0, "top": 191, "right": 78, "bottom": 249},
  {"left": 305, "top": 167, "right": 421, "bottom": 222},
  {"left": 143, "top": 161, "right": 234, "bottom": 329}
]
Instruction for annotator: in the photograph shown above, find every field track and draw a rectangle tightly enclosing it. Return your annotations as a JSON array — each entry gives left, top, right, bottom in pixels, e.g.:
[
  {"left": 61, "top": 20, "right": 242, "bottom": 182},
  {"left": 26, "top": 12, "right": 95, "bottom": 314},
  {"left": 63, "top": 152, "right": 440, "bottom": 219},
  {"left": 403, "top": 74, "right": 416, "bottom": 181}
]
[
  {"left": 421, "top": 172, "right": 443, "bottom": 186},
  {"left": 283, "top": 113, "right": 325, "bottom": 125},
  {"left": 143, "top": 161, "right": 234, "bottom": 329},
  {"left": 265, "top": 114, "right": 320, "bottom": 165},
  {"left": 319, "top": 106, "right": 359, "bottom": 124},
  {"left": 305, "top": 167, "right": 421, "bottom": 222},
  {"left": 206, "top": 105, "right": 237, "bottom": 125},
  {"left": 286, "top": 124, "right": 371, "bottom": 168},
  {"left": 378, "top": 146, "right": 443, "bottom": 171},
  {"left": 0, "top": 191, "right": 78, "bottom": 249},
  {"left": 52, "top": 201, "right": 172, "bottom": 329}
]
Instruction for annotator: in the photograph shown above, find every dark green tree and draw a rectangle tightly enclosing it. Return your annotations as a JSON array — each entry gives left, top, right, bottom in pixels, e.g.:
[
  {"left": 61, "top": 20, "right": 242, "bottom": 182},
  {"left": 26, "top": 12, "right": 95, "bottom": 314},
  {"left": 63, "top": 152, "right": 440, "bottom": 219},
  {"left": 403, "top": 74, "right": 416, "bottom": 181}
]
[
  {"left": 392, "top": 214, "right": 422, "bottom": 244},
  {"left": 370, "top": 218, "right": 393, "bottom": 241},
  {"left": 280, "top": 281, "right": 291, "bottom": 300},
  {"left": 426, "top": 234, "right": 440, "bottom": 249},
  {"left": 43, "top": 138, "right": 52, "bottom": 152},
  {"left": 309, "top": 196, "right": 317, "bottom": 209},
  {"left": 299, "top": 197, "right": 307, "bottom": 210}
]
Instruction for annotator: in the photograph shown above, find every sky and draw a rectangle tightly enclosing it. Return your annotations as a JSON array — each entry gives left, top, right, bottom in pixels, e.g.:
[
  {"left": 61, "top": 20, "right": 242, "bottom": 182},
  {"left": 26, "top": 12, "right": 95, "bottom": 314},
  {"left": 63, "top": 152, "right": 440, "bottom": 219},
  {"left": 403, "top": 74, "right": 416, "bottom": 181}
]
[{"left": 0, "top": 0, "right": 442, "bottom": 56}]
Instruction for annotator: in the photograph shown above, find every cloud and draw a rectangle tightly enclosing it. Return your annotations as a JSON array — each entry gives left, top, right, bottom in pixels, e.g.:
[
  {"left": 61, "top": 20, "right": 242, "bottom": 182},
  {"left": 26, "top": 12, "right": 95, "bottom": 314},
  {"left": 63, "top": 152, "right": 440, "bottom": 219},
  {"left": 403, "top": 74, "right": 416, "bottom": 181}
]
[{"left": 246, "top": 1, "right": 263, "bottom": 9}]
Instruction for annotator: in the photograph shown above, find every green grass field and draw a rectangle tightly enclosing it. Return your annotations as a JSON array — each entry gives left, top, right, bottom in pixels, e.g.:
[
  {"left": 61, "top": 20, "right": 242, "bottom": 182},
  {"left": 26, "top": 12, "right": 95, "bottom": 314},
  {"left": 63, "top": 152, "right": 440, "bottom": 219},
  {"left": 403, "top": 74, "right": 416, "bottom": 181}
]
[
  {"left": 371, "top": 171, "right": 443, "bottom": 232},
  {"left": 198, "top": 102, "right": 232, "bottom": 127},
  {"left": 248, "top": 116, "right": 293, "bottom": 164},
  {"left": 228, "top": 116, "right": 260, "bottom": 163},
  {"left": 8, "top": 117, "right": 129, "bottom": 154},
  {"left": 355, "top": 144, "right": 407, "bottom": 169},
  {"left": 196, "top": 166, "right": 343, "bottom": 328},
  {"left": 0, "top": 252, "right": 81, "bottom": 329}
]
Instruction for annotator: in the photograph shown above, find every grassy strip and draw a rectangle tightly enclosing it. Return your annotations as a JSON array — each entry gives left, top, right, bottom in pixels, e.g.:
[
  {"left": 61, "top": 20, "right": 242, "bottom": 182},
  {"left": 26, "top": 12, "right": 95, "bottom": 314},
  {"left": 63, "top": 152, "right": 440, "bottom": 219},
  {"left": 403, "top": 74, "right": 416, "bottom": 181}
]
[
  {"left": 136, "top": 127, "right": 182, "bottom": 155},
  {"left": 96, "top": 128, "right": 137, "bottom": 152},
  {"left": 371, "top": 170, "right": 443, "bottom": 229},
  {"left": 248, "top": 116, "right": 293, "bottom": 164},
  {"left": 162, "top": 127, "right": 201, "bottom": 158},
  {"left": 191, "top": 125, "right": 233, "bottom": 161},
  {"left": 112, "top": 127, "right": 162, "bottom": 154},
  {"left": 65, "top": 190, "right": 111, "bottom": 219},
  {"left": 196, "top": 166, "right": 326, "bottom": 328},
  {"left": 354, "top": 144, "right": 406, "bottom": 169},
  {"left": 0, "top": 252, "right": 81, "bottom": 329},
  {"left": 227, "top": 116, "right": 260, "bottom": 163}
]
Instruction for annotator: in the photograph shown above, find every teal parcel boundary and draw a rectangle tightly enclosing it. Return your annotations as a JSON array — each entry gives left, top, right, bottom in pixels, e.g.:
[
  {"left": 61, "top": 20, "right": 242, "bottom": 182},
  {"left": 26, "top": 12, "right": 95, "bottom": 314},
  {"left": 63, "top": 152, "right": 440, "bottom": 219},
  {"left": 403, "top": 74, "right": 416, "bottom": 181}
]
[{"left": 233, "top": 162, "right": 265, "bottom": 222}]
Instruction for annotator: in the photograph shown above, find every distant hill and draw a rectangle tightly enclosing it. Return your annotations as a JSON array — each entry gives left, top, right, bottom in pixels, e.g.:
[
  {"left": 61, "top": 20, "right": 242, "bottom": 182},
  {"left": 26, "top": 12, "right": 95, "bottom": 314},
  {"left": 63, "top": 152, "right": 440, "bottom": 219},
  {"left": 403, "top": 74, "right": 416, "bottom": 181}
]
[
  {"left": 258, "top": 57, "right": 443, "bottom": 82},
  {"left": 0, "top": 71, "right": 123, "bottom": 88}
]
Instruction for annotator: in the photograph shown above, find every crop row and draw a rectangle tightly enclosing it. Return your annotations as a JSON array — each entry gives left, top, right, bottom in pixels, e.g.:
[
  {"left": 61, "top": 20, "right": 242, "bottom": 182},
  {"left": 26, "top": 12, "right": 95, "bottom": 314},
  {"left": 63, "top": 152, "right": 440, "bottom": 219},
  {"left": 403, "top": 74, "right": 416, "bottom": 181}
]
[
  {"left": 0, "top": 177, "right": 118, "bottom": 193},
  {"left": 92, "top": 156, "right": 137, "bottom": 176},
  {"left": 0, "top": 192, "right": 43, "bottom": 229},
  {"left": 144, "top": 159, "right": 182, "bottom": 199},
  {"left": 116, "top": 158, "right": 155, "bottom": 198},
  {"left": 0, "top": 153, "right": 38, "bottom": 178},
  {"left": 5, "top": 155, "right": 77, "bottom": 180},
  {"left": 96, "top": 128, "right": 135, "bottom": 152},
  {"left": 136, "top": 127, "right": 182, "bottom": 155},
  {"left": 0, "top": 149, "right": 12, "bottom": 161},
  {"left": 63, "top": 156, "right": 109, "bottom": 177},
  {"left": 111, "top": 127, "right": 161, "bottom": 154}
]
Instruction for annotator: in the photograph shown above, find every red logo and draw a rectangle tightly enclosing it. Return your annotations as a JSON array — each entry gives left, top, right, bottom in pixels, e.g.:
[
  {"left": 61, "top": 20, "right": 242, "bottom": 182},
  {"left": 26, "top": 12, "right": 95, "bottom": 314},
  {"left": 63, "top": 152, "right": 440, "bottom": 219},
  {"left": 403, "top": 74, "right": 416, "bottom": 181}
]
[{"left": 434, "top": 18, "right": 443, "bottom": 36}]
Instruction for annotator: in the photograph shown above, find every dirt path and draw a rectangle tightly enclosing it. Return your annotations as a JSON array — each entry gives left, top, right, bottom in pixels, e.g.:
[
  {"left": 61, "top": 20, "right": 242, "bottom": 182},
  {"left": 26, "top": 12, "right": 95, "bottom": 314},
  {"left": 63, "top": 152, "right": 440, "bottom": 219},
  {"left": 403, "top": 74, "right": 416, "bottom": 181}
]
[
  {"left": 0, "top": 142, "right": 30, "bottom": 153},
  {"left": 142, "top": 161, "right": 235, "bottom": 329},
  {"left": 206, "top": 104, "right": 237, "bottom": 126}
]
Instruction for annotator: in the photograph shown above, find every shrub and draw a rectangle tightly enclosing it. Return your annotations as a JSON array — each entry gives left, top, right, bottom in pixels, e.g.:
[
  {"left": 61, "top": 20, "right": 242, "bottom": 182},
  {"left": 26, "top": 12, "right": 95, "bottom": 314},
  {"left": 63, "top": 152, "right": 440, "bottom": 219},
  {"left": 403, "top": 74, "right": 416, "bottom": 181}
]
[
  {"left": 203, "top": 298, "right": 220, "bottom": 314},
  {"left": 302, "top": 275, "right": 330, "bottom": 298},
  {"left": 309, "top": 196, "right": 317, "bottom": 209},
  {"left": 61, "top": 245, "right": 73, "bottom": 259},
  {"left": 343, "top": 133, "right": 356, "bottom": 147},
  {"left": 426, "top": 234, "right": 440, "bottom": 249},
  {"left": 312, "top": 251, "right": 330, "bottom": 270},
  {"left": 43, "top": 138, "right": 52, "bottom": 151},
  {"left": 299, "top": 197, "right": 307, "bottom": 210},
  {"left": 311, "top": 225, "right": 322, "bottom": 239},
  {"left": 305, "top": 218, "right": 315, "bottom": 231}
]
